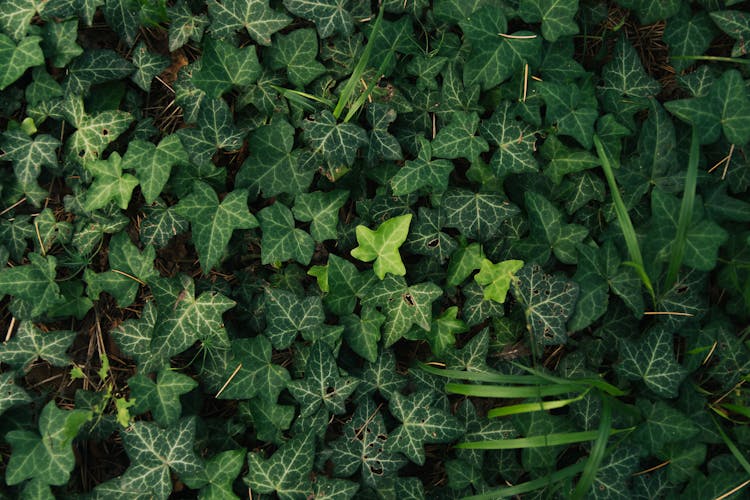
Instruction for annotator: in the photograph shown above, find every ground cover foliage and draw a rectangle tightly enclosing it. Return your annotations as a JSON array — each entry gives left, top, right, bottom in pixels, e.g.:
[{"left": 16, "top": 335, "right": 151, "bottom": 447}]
[{"left": 1, "top": 0, "right": 750, "bottom": 498}]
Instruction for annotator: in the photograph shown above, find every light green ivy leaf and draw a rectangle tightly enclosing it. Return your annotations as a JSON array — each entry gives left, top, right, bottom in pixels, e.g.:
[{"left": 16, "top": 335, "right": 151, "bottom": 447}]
[{"left": 351, "top": 214, "right": 412, "bottom": 280}]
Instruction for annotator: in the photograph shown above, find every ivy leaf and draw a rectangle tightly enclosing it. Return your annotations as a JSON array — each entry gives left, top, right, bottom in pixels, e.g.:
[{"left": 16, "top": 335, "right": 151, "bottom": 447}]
[
  {"left": 293, "top": 190, "right": 349, "bottom": 242},
  {"left": 391, "top": 137, "right": 453, "bottom": 196},
  {"left": 404, "top": 207, "right": 457, "bottom": 263},
  {"left": 200, "top": 449, "right": 245, "bottom": 500},
  {"left": 361, "top": 275, "right": 443, "bottom": 347},
  {"left": 351, "top": 214, "right": 412, "bottom": 280},
  {"left": 122, "top": 135, "right": 188, "bottom": 204},
  {"left": 0, "top": 253, "right": 64, "bottom": 317},
  {"left": 0, "top": 130, "right": 59, "bottom": 205},
  {"left": 388, "top": 390, "right": 463, "bottom": 465},
  {"left": 265, "top": 288, "right": 325, "bottom": 349},
  {"left": 513, "top": 264, "right": 578, "bottom": 346},
  {"left": 329, "top": 396, "right": 407, "bottom": 489},
  {"left": 139, "top": 199, "right": 189, "bottom": 249},
  {"left": 84, "top": 152, "right": 139, "bottom": 211},
  {"left": 5, "top": 401, "right": 91, "bottom": 487},
  {"left": 283, "top": 0, "right": 352, "bottom": 38},
  {"left": 325, "top": 254, "right": 375, "bottom": 316},
  {"left": 245, "top": 429, "right": 315, "bottom": 499},
  {"left": 474, "top": 258, "right": 524, "bottom": 304},
  {"left": 288, "top": 341, "right": 360, "bottom": 417},
  {"left": 431, "top": 111, "right": 489, "bottom": 163},
  {"left": 63, "top": 97, "right": 133, "bottom": 164},
  {"left": 257, "top": 202, "right": 315, "bottom": 266},
  {"left": 128, "top": 368, "right": 198, "bottom": 427},
  {"left": 101, "top": 0, "right": 142, "bottom": 47},
  {"left": 525, "top": 191, "right": 588, "bottom": 264},
  {"left": 341, "top": 305, "right": 384, "bottom": 363},
  {"left": 216, "top": 336, "right": 291, "bottom": 400},
  {"left": 664, "top": 7, "right": 715, "bottom": 72},
  {"left": 665, "top": 69, "right": 750, "bottom": 145},
  {"left": 0, "top": 0, "right": 41, "bottom": 41},
  {"left": 616, "top": 326, "right": 687, "bottom": 398},
  {"left": 240, "top": 397, "right": 295, "bottom": 445},
  {"left": 236, "top": 119, "right": 313, "bottom": 199},
  {"left": 0, "top": 34, "right": 43, "bottom": 90},
  {"left": 193, "top": 37, "right": 261, "bottom": 97},
  {"left": 598, "top": 37, "right": 660, "bottom": 123},
  {"left": 112, "top": 301, "right": 166, "bottom": 373},
  {"left": 0, "top": 321, "right": 76, "bottom": 371},
  {"left": 460, "top": 6, "right": 542, "bottom": 90},
  {"left": 151, "top": 275, "right": 236, "bottom": 362},
  {"left": 709, "top": 10, "right": 750, "bottom": 58},
  {"left": 130, "top": 41, "right": 169, "bottom": 91},
  {"left": 479, "top": 101, "right": 539, "bottom": 178},
  {"left": 175, "top": 97, "right": 243, "bottom": 165},
  {"left": 538, "top": 81, "right": 598, "bottom": 149},
  {"left": 446, "top": 242, "right": 485, "bottom": 287},
  {"left": 209, "top": 0, "right": 290, "bottom": 46},
  {"left": 633, "top": 400, "right": 698, "bottom": 454},
  {"left": 175, "top": 181, "right": 258, "bottom": 272},
  {"left": 366, "top": 104, "right": 403, "bottom": 164},
  {"left": 63, "top": 49, "right": 134, "bottom": 95},
  {"left": 442, "top": 188, "right": 520, "bottom": 241},
  {"left": 355, "top": 350, "right": 406, "bottom": 402},
  {"left": 42, "top": 19, "right": 83, "bottom": 68},
  {"left": 421, "top": 306, "right": 468, "bottom": 356},
  {"left": 168, "top": 0, "right": 208, "bottom": 51},
  {"left": 116, "top": 418, "right": 206, "bottom": 498},
  {"left": 519, "top": 0, "right": 578, "bottom": 42},
  {"left": 268, "top": 28, "right": 326, "bottom": 87},
  {"left": 0, "top": 372, "right": 30, "bottom": 417},
  {"left": 302, "top": 110, "right": 368, "bottom": 170}
]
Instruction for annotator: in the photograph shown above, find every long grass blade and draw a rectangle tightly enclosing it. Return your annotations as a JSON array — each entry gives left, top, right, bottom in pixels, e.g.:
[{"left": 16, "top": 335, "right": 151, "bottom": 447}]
[
  {"left": 712, "top": 414, "right": 750, "bottom": 476},
  {"left": 488, "top": 391, "right": 589, "bottom": 418},
  {"left": 332, "top": 5, "right": 384, "bottom": 119},
  {"left": 445, "top": 382, "right": 586, "bottom": 399},
  {"left": 463, "top": 460, "right": 588, "bottom": 499},
  {"left": 511, "top": 362, "right": 627, "bottom": 396},
  {"left": 418, "top": 362, "right": 548, "bottom": 384},
  {"left": 665, "top": 127, "right": 699, "bottom": 288},
  {"left": 572, "top": 395, "right": 613, "bottom": 499},
  {"left": 593, "top": 134, "right": 655, "bottom": 303},
  {"left": 456, "top": 428, "right": 629, "bottom": 450}
]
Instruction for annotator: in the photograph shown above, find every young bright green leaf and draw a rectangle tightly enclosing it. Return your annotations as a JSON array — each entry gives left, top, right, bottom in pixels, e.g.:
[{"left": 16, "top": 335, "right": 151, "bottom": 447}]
[
  {"left": 200, "top": 449, "right": 245, "bottom": 500},
  {"left": 175, "top": 181, "right": 258, "bottom": 272},
  {"left": 431, "top": 111, "right": 489, "bottom": 163},
  {"left": 460, "top": 6, "right": 542, "bottom": 90},
  {"left": 390, "top": 136, "right": 453, "bottom": 195},
  {"left": 538, "top": 81, "right": 598, "bottom": 149},
  {"left": 115, "top": 418, "right": 206, "bottom": 498},
  {"left": 302, "top": 110, "right": 368, "bottom": 169},
  {"left": 519, "top": 0, "right": 578, "bottom": 42},
  {"left": 0, "top": 34, "right": 43, "bottom": 90},
  {"left": 265, "top": 288, "right": 325, "bottom": 349},
  {"left": 42, "top": 19, "right": 83, "bottom": 67},
  {"left": 0, "top": 372, "right": 30, "bottom": 417},
  {"left": 513, "top": 264, "right": 578, "bottom": 346},
  {"left": 130, "top": 41, "right": 169, "bottom": 91},
  {"left": 236, "top": 119, "right": 313, "bottom": 199},
  {"left": 388, "top": 390, "right": 463, "bottom": 465},
  {"left": 209, "top": 0, "right": 290, "bottom": 45},
  {"left": 150, "top": 275, "right": 236, "bottom": 362},
  {"left": 122, "top": 135, "right": 187, "bottom": 204},
  {"left": 0, "top": 321, "right": 76, "bottom": 371},
  {"left": 288, "top": 341, "right": 360, "bottom": 417},
  {"left": 361, "top": 275, "right": 443, "bottom": 346},
  {"left": 329, "top": 396, "right": 407, "bottom": 489},
  {"left": 128, "top": 368, "right": 198, "bottom": 427},
  {"left": 193, "top": 37, "right": 261, "bottom": 97},
  {"left": 442, "top": 188, "right": 519, "bottom": 242},
  {"left": 474, "top": 258, "right": 524, "bottom": 304},
  {"left": 245, "top": 429, "right": 315, "bottom": 499},
  {"left": 0, "top": 253, "right": 63, "bottom": 317},
  {"left": 257, "top": 202, "right": 315, "bottom": 266},
  {"left": 351, "top": 214, "right": 412, "bottom": 279},
  {"left": 216, "top": 336, "right": 291, "bottom": 400},
  {"left": 616, "top": 326, "right": 687, "bottom": 398},
  {"left": 84, "top": 152, "right": 139, "bottom": 211},
  {"left": 292, "top": 190, "right": 349, "bottom": 242},
  {"left": 268, "top": 28, "right": 326, "bottom": 88}
]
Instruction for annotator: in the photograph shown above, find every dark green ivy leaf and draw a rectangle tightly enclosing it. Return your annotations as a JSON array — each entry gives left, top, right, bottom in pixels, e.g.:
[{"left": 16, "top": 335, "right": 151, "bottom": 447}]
[
  {"left": 209, "top": 0, "right": 291, "bottom": 46},
  {"left": 257, "top": 202, "right": 315, "bottom": 266},
  {"left": 616, "top": 326, "right": 687, "bottom": 398},
  {"left": 128, "top": 368, "right": 198, "bottom": 427}
]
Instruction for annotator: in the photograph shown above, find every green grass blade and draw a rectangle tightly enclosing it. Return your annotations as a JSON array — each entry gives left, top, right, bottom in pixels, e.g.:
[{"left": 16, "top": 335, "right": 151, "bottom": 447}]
[
  {"left": 712, "top": 414, "right": 750, "bottom": 476},
  {"left": 665, "top": 127, "right": 699, "bottom": 289},
  {"left": 418, "top": 362, "right": 548, "bottom": 384},
  {"left": 456, "top": 428, "right": 628, "bottom": 450},
  {"left": 593, "top": 134, "right": 655, "bottom": 303},
  {"left": 571, "top": 395, "right": 613, "bottom": 499},
  {"left": 510, "top": 362, "right": 627, "bottom": 396},
  {"left": 462, "top": 460, "right": 588, "bottom": 499},
  {"left": 445, "top": 382, "right": 586, "bottom": 399},
  {"left": 332, "top": 5, "right": 384, "bottom": 119},
  {"left": 488, "top": 391, "right": 589, "bottom": 418},
  {"left": 270, "top": 85, "right": 334, "bottom": 109}
]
